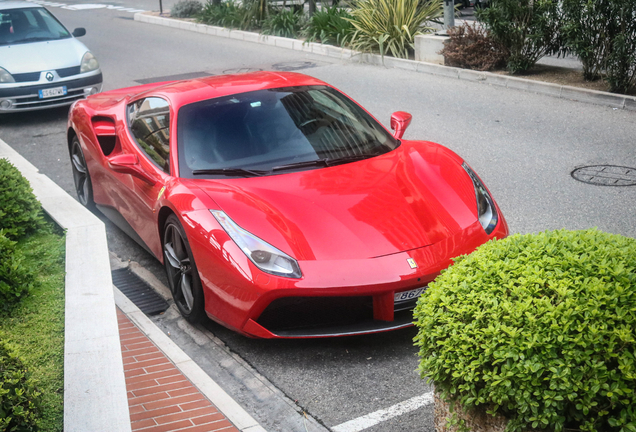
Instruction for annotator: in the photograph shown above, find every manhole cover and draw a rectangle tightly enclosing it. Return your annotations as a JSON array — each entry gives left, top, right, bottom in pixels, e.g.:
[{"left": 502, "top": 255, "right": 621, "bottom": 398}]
[
  {"left": 571, "top": 165, "right": 636, "bottom": 186},
  {"left": 271, "top": 61, "right": 317, "bottom": 71},
  {"left": 223, "top": 67, "right": 263, "bottom": 74}
]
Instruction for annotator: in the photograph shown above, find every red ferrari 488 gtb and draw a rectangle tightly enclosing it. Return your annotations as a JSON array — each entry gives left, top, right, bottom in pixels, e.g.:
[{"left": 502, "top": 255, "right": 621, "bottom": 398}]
[{"left": 67, "top": 72, "right": 508, "bottom": 338}]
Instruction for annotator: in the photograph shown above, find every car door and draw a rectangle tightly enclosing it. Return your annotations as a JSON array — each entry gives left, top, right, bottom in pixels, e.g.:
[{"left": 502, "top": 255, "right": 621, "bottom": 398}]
[{"left": 106, "top": 96, "right": 171, "bottom": 258}]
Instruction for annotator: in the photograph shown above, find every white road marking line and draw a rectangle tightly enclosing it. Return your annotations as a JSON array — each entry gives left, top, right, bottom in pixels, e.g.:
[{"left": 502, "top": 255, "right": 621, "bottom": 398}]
[
  {"left": 31, "top": 1, "right": 145, "bottom": 13},
  {"left": 331, "top": 391, "right": 434, "bottom": 432}
]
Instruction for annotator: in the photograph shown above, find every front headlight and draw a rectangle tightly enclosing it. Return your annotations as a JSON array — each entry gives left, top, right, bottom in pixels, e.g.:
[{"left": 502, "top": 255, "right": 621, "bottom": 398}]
[
  {"left": 0, "top": 67, "right": 15, "bottom": 83},
  {"left": 211, "top": 210, "right": 302, "bottom": 279},
  {"left": 80, "top": 52, "right": 99, "bottom": 73},
  {"left": 462, "top": 163, "right": 498, "bottom": 234}
]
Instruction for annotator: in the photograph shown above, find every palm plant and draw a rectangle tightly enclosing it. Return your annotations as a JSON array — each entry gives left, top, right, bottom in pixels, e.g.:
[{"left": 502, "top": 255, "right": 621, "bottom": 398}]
[
  {"left": 344, "top": 0, "right": 442, "bottom": 58},
  {"left": 262, "top": 9, "right": 305, "bottom": 38},
  {"left": 303, "top": 6, "right": 354, "bottom": 46}
]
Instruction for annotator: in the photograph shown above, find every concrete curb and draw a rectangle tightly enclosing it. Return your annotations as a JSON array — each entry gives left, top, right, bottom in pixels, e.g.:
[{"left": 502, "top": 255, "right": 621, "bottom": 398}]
[
  {"left": 134, "top": 12, "right": 636, "bottom": 111},
  {"left": 0, "top": 139, "right": 131, "bottom": 432},
  {"left": 114, "top": 288, "right": 267, "bottom": 432}
]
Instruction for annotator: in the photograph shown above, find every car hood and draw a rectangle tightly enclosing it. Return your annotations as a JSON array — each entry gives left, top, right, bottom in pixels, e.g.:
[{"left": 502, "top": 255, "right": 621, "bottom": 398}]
[
  {"left": 195, "top": 142, "right": 480, "bottom": 261},
  {"left": 0, "top": 38, "right": 88, "bottom": 74}
]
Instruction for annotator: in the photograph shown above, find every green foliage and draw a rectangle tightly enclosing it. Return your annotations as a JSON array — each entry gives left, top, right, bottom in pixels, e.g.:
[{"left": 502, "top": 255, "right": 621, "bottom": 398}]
[
  {"left": 170, "top": 0, "right": 203, "bottom": 17},
  {"left": 0, "top": 342, "right": 41, "bottom": 432},
  {"left": 240, "top": 0, "right": 273, "bottom": 30},
  {"left": 477, "top": 0, "right": 562, "bottom": 74},
  {"left": 262, "top": 9, "right": 304, "bottom": 38},
  {"left": 561, "top": 0, "right": 612, "bottom": 81},
  {"left": 344, "top": 0, "right": 442, "bottom": 59},
  {"left": 414, "top": 229, "right": 636, "bottom": 432},
  {"left": 0, "top": 159, "right": 42, "bottom": 241},
  {"left": 197, "top": 0, "right": 246, "bottom": 29},
  {"left": 0, "top": 231, "right": 35, "bottom": 310},
  {"left": 603, "top": 1, "right": 636, "bottom": 94},
  {"left": 1, "top": 222, "right": 65, "bottom": 431},
  {"left": 303, "top": 6, "right": 354, "bottom": 46},
  {"left": 440, "top": 22, "right": 509, "bottom": 71}
]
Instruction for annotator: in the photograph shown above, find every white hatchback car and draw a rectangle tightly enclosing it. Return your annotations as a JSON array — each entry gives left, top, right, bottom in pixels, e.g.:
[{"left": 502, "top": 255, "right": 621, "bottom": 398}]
[{"left": 0, "top": 1, "right": 102, "bottom": 112}]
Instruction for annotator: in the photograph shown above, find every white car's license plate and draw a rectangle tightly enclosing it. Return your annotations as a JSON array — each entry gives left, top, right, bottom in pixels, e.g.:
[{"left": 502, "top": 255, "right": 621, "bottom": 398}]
[
  {"left": 394, "top": 286, "right": 427, "bottom": 303},
  {"left": 39, "top": 86, "right": 67, "bottom": 99}
]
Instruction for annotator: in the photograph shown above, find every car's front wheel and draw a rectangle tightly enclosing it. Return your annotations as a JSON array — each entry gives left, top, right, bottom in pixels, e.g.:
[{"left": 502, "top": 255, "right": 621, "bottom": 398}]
[
  {"left": 70, "top": 136, "right": 96, "bottom": 211},
  {"left": 163, "top": 214, "right": 205, "bottom": 323}
]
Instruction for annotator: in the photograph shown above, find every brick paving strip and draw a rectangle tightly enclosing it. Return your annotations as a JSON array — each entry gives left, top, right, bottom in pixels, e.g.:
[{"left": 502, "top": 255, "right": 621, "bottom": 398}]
[{"left": 118, "top": 309, "right": 239, "bottom": 432}]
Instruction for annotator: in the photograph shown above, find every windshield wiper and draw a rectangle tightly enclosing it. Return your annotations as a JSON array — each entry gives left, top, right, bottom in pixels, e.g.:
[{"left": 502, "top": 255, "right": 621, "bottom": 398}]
[
  {"left": 192, "top": 168, "right": 268, "bottom": 177},
  {"left": 272, "top": 153, "right": 381, "bottom": 172}
]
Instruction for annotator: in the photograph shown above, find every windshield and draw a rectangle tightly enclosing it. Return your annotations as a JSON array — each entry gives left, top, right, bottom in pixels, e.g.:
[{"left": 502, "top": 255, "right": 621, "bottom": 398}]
[
  {"left": 0, "top": 7, "right": 70, "bottom": 46},
  {"left": 177, "top": 86, "right": 399, "bottom": 178}
]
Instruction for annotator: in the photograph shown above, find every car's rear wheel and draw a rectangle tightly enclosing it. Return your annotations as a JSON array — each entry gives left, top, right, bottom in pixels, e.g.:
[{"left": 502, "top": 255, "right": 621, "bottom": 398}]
[
  {"left": 70, "top": 136, "right": 96, "bottom": 211},
  {"left": 163, "top": 214, "right": 205, "bottom": 323}
]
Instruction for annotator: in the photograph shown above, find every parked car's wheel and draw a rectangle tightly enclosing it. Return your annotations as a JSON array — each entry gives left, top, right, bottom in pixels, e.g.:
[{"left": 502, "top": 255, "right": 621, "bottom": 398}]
[
  {"left": 163, "top": 214, "right": 206, "bottom": 323},
  {"left": 70, "top": 136, "right": 96, "bottom": 211}
]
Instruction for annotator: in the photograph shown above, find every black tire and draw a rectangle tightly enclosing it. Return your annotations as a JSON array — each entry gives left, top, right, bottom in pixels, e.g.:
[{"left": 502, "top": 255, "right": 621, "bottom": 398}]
[
  {"left": 70, "top": 136, "right": 96, "bottom": 211},
  {"left": 163, "top": 214, "right": 205, "bottom": 323}
]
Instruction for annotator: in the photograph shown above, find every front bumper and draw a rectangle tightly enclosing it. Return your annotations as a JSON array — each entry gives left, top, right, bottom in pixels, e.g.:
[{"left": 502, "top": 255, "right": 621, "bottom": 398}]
[
  {"left": 185, "top": 209, "right": 509, "bottom": 339},
  {"left": 0, "top": 72, "right": 103, "bottom": 112}
]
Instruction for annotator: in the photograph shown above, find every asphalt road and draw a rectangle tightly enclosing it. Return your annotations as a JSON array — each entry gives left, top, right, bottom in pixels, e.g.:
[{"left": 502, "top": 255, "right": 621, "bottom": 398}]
[{"left": 2, "top": 4, "right": 636, "bottom": 431}]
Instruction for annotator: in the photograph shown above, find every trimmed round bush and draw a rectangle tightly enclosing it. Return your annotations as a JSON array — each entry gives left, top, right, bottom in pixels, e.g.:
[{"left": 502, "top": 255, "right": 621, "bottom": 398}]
[
  {"left": 0, "top": 231, "right": 35, "bottom": 309},
  {"left": 0, "top": 159, "right": 42, "bottom": 240},
  {"left": 170, "top": 0, "right": 203, "bottom": 18},
  {"left": 0, "top": 342, "right": 41, "bottom": 431},
  {"left": 414, "top": 229, "right": 636, "bottom": 432}
]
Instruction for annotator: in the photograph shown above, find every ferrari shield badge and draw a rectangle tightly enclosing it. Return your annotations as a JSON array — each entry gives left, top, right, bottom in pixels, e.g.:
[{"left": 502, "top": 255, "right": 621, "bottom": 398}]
[{"left": 407, "top": 258, "right": 417, "bottom": 269}]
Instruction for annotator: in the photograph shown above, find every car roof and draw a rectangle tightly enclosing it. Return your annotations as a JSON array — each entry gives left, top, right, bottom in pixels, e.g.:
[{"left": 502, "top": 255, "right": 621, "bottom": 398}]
[
  {"left": 136, "top": 71, "right": 331, "bottom": 108},
  {"left": 0, "top": 1, "right": 43, "bottom": 10}
]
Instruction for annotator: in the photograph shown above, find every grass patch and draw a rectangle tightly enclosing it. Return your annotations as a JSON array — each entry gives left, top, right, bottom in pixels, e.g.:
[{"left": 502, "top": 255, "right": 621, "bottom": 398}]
[{"left": 0, "top": 217, "right": 65, "bottom": 432}]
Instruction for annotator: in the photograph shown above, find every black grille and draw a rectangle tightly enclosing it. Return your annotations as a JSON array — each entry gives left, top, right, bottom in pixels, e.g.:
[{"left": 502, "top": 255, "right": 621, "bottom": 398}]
[
  {"left": 13, "top": 72, "right": 41, "bottom": 83},
  {"left": 57, "top": 66, "right": 81, "bottom": 77},
  {"left": 257, "top": 296, "right": 374, "bottom": 333},
  {"left": 112, "top": 268, "right": 169, "bottom": 315}
]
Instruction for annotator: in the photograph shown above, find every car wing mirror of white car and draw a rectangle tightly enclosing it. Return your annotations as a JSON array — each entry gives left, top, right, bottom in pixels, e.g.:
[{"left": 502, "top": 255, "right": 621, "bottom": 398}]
[
  {"left": 108, "top": 154, "right": 157, "bottom": 185},
  {"left": 390, "top": 111, "right": 412, "bottom": 140},
  {"left": 72, "top": 28, "right": 86, "bottom": 37}
]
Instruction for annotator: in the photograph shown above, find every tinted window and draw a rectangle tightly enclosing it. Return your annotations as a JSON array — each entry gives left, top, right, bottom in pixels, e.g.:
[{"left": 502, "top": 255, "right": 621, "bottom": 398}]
[
  {"left": 0, "top": 7, "right": 70, "bottom": 46},
  {"left": 127, "top": 97, "right": 171, "bottom": 173},
  {"left": 177, "top": 86, "right": 398, "bottom": 178}
]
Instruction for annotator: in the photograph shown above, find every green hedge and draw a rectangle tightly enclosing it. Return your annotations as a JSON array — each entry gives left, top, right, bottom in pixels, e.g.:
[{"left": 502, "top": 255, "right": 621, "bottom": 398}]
[
  {"left": 414, "top": 229, "right": 636, "bottom": 432},
  {"left": 0, "top": 342, "right": 41, "bottom": 432},
  {"left": 0, "top": 231, "right": 35, "bottom": 310},
  {"left": 0, "top": 159, "right": 42, "bottom": 241}
]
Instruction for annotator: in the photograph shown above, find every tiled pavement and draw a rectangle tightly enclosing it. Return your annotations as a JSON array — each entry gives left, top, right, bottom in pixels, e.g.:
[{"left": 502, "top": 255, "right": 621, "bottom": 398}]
[{"left": 117, "top": 309, "right": 239, "bottom": 432}]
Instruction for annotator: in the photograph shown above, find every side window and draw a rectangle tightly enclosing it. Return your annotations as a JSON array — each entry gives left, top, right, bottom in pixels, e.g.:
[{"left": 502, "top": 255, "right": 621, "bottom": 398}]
[{"left": 127, "top": 97, "right": 171, "bottom": 173}]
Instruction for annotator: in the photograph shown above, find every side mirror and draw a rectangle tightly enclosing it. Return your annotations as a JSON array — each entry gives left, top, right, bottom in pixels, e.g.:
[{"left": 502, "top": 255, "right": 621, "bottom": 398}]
[
  {"left": 72, "top": 28, "right": 86, "bottom": 37},
  {"left": 390, "top": 111, "right": 412, "bottom": 140},
  {"left": 108, "top": 154, "right": 157, "bottom": 185}
]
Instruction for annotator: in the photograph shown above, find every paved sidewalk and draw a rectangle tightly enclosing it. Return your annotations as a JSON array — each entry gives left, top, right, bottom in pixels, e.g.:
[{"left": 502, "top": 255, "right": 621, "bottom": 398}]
[{"left": 118, "top": 309, "right": 239, "bottom": 432}]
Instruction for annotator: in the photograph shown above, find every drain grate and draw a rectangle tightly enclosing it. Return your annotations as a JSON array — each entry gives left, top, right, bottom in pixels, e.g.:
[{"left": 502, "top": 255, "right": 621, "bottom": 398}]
[
  {"left": 112, "top": 268, "right": 169, "bottom": 315},
  {"left": 571, "top": 165, "right": 636, "bottom": 186},
  {"left": 271, "top": 61, "right": 317, "bottom": 71},
  {"left": 223, "top": 67, "right": 263, "bottom": 74},
  {"left": 135, "top": 71, "right": 213, "bottom": 85}
]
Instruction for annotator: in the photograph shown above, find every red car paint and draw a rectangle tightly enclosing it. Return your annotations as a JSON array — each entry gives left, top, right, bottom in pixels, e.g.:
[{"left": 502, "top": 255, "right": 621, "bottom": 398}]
[{"left": 67, "top": 71, "right": 508, "bottom": 338}]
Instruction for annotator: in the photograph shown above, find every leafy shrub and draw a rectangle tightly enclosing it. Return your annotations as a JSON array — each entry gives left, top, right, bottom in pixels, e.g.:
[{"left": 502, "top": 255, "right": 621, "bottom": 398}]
[
  {"left": 0, "top": 231, "right": 35, "bottom": 310},
  {"left": 198, "top": 0, "right": 246, "bottom": 29},
  {"left": 170, "top": 0, "right": 203, "bottom": 17},
  {"left": 603, "top": 3, "right": 636, "bottom": 94},
  {"left": 414, "top": 229, "right": 636, "bottom": 432},
  {"left": 561, "top": 0, "right": 612, "bottom": 81},
  {"left": 0, "top": 159, "right": 42, "bottom": 240},
  {"left": 0, "top": 342, "right": 41, "bottom": 432},
  {"left": 262, "top": 9, "right": 304, "bottom": 38},
  {"left": 240, "top": 0, "right": 273, "bottom": 30},
  {"left": 440, "top": 22, "right": 509, "bottom": 71},
  {"left": 477, "top": 0, "right": 562, "bottom": 74},
  {"left": 303, "top": 6, "right": 354, "bottom": 46},
  {"left": 345, "top": 0, "right": 442, "bottom": 58}
]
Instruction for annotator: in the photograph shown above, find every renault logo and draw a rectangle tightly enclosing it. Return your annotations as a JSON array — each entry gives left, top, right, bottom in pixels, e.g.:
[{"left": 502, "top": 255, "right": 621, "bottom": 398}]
[{"left": 45, "top": 72, "right": 54, "bottom": 82}]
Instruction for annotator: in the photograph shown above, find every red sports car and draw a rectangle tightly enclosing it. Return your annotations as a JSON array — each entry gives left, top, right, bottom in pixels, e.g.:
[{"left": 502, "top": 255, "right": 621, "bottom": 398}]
[{"left": 67, "top": 72, "right": 508, "bottom": 338}]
